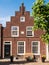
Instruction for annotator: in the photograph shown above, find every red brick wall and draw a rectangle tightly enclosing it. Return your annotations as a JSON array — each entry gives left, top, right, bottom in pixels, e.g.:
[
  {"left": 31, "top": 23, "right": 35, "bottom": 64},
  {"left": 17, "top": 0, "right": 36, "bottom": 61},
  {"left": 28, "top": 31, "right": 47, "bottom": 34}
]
[{"left": 2, "top": 4, "right": 46, "bottom": 59}]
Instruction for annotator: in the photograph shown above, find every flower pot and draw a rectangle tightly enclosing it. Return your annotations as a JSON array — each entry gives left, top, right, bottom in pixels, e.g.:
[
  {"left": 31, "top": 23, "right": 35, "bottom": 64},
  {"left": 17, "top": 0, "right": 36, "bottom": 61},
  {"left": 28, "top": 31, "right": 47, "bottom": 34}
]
[
  {"left": 26, "top": 56, "right": 33, "bottom": 62},
  {"left": 10, "top": 56, "right": 13, "bottom": 62},
  {"left": 42, "top": 57, "right": 46, "bottom": 62}
]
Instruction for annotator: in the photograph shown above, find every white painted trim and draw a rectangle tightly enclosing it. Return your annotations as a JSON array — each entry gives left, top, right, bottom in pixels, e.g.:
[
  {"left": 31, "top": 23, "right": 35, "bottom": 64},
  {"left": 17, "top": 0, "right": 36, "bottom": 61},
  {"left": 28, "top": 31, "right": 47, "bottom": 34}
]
[
  {"left": 31, "top": 41, "right": 40, "bottom": 55},
  {"left": 3, "top": 41, "right": 12, "bottom": 58},
  {"left": 46, "top": 44, "right": 49, "bottom": 60},
  {"left": 20, "top": 16, "right": 25, "bottom": 22},
  {"left": 26, "top": 26, "right": 34, "bottom": 37},
  {"left": 17, "top": 41, "right": 26, "bottom": 55},
  {"left": 21, "top": 31, "right": 24, "bottom": 34},
  {"left": 11, "top": 26, "right": 19, "bottom": 37}
]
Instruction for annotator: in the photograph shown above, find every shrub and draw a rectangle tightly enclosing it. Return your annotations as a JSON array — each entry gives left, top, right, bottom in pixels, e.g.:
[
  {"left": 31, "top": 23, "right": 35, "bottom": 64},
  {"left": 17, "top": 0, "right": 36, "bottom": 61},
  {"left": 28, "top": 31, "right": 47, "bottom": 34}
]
[{"left": 26, "top": 56, "right": 33, "bottom": 62}]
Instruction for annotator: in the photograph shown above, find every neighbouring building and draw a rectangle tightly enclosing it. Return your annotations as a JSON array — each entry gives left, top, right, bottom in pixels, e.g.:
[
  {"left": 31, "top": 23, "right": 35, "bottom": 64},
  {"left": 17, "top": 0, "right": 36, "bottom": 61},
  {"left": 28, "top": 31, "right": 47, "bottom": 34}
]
[{"left": 0, "top": 3, "right": 49, "bottom": 61}]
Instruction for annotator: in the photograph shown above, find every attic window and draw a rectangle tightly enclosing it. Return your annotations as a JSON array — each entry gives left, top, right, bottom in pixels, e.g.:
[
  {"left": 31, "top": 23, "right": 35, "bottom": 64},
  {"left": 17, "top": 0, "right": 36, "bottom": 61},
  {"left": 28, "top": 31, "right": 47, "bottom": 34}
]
[{"left": 20, "top": 16, "right": 25, "bottom": 22}]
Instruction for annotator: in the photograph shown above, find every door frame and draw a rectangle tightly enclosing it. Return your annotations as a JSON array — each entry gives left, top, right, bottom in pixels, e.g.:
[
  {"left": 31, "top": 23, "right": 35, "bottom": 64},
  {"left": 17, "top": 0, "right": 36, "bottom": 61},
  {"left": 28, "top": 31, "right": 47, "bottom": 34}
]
[
  {"left": 3, "top": 41, "right": 12, "bottom": 58},
  {"left": 46, "top": 44, "right": 49, "bottom": 60}
]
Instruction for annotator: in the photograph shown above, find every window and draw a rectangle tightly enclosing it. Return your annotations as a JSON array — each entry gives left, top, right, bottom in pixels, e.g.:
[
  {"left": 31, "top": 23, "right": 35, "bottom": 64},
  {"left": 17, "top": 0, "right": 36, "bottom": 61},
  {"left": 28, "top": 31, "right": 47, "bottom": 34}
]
[
  {"left": 17, "top": 41, "right": 25, "bottom": 55},
  {"left": 20, "top": 16, "right": 25, "bottom": 22},
  {"left": 26, "top": 26, "right": 34, "bottom": 37},
  {"left": 11, "top": 26, "right": 19, "bottom": 37},
  {"left": 32, "top": 41, "right": 40, "bottom": 55}
]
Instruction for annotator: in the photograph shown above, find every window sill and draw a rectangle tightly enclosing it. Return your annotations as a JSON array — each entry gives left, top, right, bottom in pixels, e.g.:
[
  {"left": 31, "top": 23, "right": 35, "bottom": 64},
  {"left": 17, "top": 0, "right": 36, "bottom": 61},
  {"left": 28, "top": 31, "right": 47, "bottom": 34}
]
[
  {"left": 17, "top": 53, "right": 25, "bottom": 55},
  {"left": 11, "top": 35, "right": 19, "bottom": 37},
  {"left": 26, "top": 36, "right": 34, "bottom": 37},
  {"left": 33, "top": 53, "right": 40, "bottom": 55}
]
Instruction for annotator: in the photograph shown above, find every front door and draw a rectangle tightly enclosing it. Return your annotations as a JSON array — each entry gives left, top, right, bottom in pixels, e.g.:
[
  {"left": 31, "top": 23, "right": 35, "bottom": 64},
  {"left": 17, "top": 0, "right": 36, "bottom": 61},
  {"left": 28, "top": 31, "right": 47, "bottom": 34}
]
[{"left": 4, "top": 45, "right": 10, "bottom": 58}]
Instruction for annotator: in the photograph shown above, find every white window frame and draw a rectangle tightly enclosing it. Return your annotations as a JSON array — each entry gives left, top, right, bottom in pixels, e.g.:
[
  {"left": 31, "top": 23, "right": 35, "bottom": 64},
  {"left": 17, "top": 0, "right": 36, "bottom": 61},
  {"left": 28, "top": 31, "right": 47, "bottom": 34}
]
[
  {"left": 31, "top": 41, "right": 40, "bottom": 55},
  {"left": 20, "top": 16, "right": 25, "bottom": 22},
  {"left": 26, "top": 26, "right": 34, "bottom": 37},
  {"left": 17, "top": 41, "right": 25, "bottom": 55},
  {"left": 11, "top": 26, "right": 19, "bottom": 37}
]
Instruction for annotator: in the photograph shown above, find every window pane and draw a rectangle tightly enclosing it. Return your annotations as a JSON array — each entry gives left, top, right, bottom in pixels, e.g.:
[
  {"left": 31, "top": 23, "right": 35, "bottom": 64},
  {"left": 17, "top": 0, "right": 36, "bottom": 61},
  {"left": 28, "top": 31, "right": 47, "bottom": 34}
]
[
  {"left": 33, "top": 42, "right": 38, "bottom": 46},
  {"left": 32, "top": 46, "right": 38, "bottom": 53},
  {"left": 21, "top": 18, "right": 24, "bottom": 20},
  {"left": 18, "top": 42, "right": 24, "bottom": 46},
  {"left": 32, "top": 42, "right": 38, "bottom": 54},
  {"left": 11, "top": 26, "right": 19, "bottom": 37},
  {"left": 18, "top": 46, "right": 24, "bottom": 53},
  {"left": 26, "top": 26, "right": 34, "bottom": 37},
  {"left": 18, "top": 42, "right": 24, "bottom": 54},
  {"left": 27, "top": 27, "right": 32, "bottom": 30},
  {"left": 27, "top": 31, "right": 32, "bottom": 36},
  {"left": 12, "top": 31, "right": 17, "bottom": 35},
  {"left": 12, "top": 26, "right": 17, "bottom": 30}
]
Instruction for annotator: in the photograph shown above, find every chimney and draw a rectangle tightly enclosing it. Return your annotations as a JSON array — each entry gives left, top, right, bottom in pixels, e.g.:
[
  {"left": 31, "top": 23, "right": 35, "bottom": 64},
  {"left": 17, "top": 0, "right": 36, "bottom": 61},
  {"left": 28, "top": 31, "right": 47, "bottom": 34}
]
[{"left": 20, "top": 3, "right": 25, "bottom": 15}]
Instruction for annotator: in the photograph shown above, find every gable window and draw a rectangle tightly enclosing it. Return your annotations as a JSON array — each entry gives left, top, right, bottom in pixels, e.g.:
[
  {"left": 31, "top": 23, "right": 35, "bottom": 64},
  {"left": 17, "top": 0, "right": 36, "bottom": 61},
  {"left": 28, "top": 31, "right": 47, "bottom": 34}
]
[
  {"left": 32, "top": 41, "right": 40, "bottom": 55},
  {"left": 26, "top": 26, "right": 34, "bottom": 37},
  {"left": 11, "top": 26, "right": 19, "bottom": 37},
  {"left": 17, "top": 41, "right": 25, "bottom": 55},
  {"left": 20, "top": 16, "right": 25, "bottom": 22}
]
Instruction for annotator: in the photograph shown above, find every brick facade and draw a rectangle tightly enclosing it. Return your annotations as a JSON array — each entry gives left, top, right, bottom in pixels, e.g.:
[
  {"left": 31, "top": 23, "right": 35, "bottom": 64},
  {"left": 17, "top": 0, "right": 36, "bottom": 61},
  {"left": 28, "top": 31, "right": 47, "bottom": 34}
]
[
  {"left": 0, "top": 24, "right": 2, "bottom": 58},
  {"left": 0, "top": 3, "right": 48, "bottom": 60}
]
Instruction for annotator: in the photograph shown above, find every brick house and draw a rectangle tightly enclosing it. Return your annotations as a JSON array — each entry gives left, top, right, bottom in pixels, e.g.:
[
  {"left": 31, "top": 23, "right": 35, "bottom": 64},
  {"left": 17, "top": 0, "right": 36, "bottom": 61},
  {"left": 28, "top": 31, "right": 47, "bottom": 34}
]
[{"left": 0, "top": 3, "right": 49, "bottom": 61}]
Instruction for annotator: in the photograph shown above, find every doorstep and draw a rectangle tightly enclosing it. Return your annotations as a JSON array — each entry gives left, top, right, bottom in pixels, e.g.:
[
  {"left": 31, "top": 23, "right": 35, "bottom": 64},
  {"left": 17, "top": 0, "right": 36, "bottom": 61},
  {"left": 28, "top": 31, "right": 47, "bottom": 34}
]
[
  {"left": 0, "top": 58, "right": 26, "bottom": 62},
  {"left": 45, "top": 59, "right": 49, "bottom": 62},
  {"left": 0, "top": 59, "right": 10, "bottom": 62}
]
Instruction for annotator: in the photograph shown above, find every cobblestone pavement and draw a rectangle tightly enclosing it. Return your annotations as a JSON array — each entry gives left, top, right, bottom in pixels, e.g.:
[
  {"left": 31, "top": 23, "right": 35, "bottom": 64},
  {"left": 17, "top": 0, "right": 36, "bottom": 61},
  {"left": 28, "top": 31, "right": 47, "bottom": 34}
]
[
  {"left": 0, "top": 59, "right": 49, "bottom": 65},
  {"left": 0, "top": 62, "right": 49, "bottom": 65}
]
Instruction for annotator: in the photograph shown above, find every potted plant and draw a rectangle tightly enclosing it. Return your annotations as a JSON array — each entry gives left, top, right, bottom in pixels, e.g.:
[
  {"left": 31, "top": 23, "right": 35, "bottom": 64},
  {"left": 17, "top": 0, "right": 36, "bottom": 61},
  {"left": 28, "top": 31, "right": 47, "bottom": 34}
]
[
  {"left": 41, "top": 55, "right": 46, "bottom": 62},
  {"left": 10, "top": 55, "right": 13, "bottom": 62},
  {"left": 26, "top": 56, "right": 33, "bottom": 62}
]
